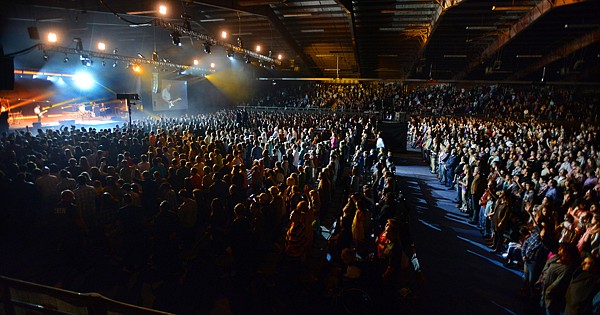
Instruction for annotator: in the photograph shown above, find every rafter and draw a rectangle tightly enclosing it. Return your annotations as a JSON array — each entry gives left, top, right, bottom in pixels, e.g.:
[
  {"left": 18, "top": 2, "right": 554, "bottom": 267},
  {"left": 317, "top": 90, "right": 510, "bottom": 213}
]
[
  {"left": 509, "top": 28, "right": 600, "bottom": 80},
  {"left": 455, "top": 0, "right": 590, "bottom": 80}
]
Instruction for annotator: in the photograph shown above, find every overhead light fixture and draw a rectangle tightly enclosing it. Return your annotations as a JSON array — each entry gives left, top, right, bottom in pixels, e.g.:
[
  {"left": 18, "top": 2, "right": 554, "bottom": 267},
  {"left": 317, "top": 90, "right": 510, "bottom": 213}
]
[
  {"left": 492, "top": 5, "right": 531, "bottom": 11},
  {"left": 113, "top": 48, "right": 118, "bottom": 54},
  {"left": 199, "top": 18, "right": 224, "bottom": 22},
  {"left": 80, "top": 55, "right": 93, "bottom": 66},
  {"left": 210, "top": 62, "right": 215, "bottom": 68},
  {"left": 465, "top": 26, "right": 497, "bottom": 30},
  {"left": 112, "top": 61, "right": 117, "bottom": 67},
  {"left": 226, "top": 49, "right": 234, "bottom": 58},
  {"left": 137, "top": 53, "right": 145, "bottom": 59},
  {"left": 204, "top": 42, "right": 211, "bottom": 54},
  {"left": 221, "top": 31, "right": 227, "bottom": 39},
  {"left": 97, "top": 42, "right": 106, "bottom": 51},
  {"left": 245, "top": 55, "right": 251, "bottom": 63},
  {"left": 63, "top": 55, "right": 69, "bottom": 63},
  {"left": 43, "top": 51, "right": 48, "bottom": 61},
  {"left": 47, "top": 32, "right": 57, "bottom": 43},
  {"left": 171, "top": 32, "right": 182, "bottom": 46},
  {"left": 159, "top": 4, "right": 167, "bottom": 15},
  {"left": 282, "top": 13, "right": 312, "bottom": 18},
  {"left": 152, "top": 50, "right": 159, "bottom": 62},
  {"left": 301, "top": 29, "right": 324, "bottom": 33},
  {"left": 132, "top": 64, "right": 141, "bottom": 72},
  {"left": 256, "top": 45, "right": 261, "bottom": 52},
  {"left": 277, "top": 54, "right": 282, "bottom": 60},
  {"left": 516, "top": 54, "right": 542, "bottom": 58},
  {"left": 193, "top": 59, "right": 199, "bottom": 66},
  {"left": 379, "top": 27, "right": 405, "bottom": 31}
]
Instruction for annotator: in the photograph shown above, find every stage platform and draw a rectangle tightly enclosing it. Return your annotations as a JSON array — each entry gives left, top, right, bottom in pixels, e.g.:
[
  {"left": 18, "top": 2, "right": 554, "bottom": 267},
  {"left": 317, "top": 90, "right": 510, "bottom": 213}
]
[{"left": 7, "top": 113, "right": 127, "bottom": 131}]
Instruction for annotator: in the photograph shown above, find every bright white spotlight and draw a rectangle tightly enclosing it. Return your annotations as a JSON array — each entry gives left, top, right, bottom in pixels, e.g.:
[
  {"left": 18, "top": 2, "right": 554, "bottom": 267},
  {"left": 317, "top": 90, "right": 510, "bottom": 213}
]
[
  {"left": 47, "top": 32, "right": 57, "bottom": 43},
  {"left": 221, "top": 31, "right": 227, "bottom": 39},
  {"left": 210, "top": 62, "right": 215, "bottom": 68},
  {"left": 159, "top": 4, "right": 167, "bottom": 15},
  {"left": 256, "top": 45, "right": 261, "bottom": 52},
  {"left": 193, "top": 59, "right": 199, "bottom": 66},
  {"left": 73, "top": 72, "right": 95, "bottom": 90},
  {"left": 278, "top": 54, "right": 282, "bottom": 60},
  {"left": 97, "top": 42, "right": 106, "bottom": 51}
]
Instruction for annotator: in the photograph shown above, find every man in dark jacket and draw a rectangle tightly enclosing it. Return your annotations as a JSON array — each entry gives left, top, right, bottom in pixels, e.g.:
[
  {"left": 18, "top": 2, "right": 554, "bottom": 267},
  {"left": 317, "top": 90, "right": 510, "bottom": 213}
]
[
  {"left": 565, "top": 256, "right": 600, "bottom": 315},
  {"left": 444, "top": 148, "right": 459, "bottom": 188}
]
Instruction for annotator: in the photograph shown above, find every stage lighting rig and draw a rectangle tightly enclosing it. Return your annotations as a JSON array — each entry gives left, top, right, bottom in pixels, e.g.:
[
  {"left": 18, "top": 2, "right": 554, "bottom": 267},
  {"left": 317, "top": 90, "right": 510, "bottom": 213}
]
[{"left": 204, "top": 42, "right": 211, "bottom": 54}]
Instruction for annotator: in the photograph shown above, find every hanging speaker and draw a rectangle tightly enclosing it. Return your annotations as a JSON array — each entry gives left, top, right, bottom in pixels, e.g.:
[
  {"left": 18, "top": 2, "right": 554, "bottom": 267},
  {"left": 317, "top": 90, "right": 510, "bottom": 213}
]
[
  {"left": 0, "top": 57, "right": 14, "bottom": 90},
  {"left": 152, "top": 72, "right": 159, "bottom": 94},
  {"left": 27, "top": 27, "right": 40, "bottom": 40}
]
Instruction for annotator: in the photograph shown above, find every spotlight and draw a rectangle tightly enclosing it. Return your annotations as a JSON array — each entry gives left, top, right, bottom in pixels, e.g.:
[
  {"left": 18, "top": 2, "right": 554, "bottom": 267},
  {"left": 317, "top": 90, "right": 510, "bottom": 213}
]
[
  {"left": 210, "top": 62, "right": 215, "bottom": 68},
  {"left": 47, "top": 32, "right": 57, "bottom": 43},
  {"left": 221, "top": 31, "right": 227, "bottom": 39},
  {"left": 159, "top": 4, "right": 167, "bottom": 15},
  {"left": 278, "top": 54, "right": 282, "bottom": 60},
  {"left": 204, "top": 42, "right": 211, "bottom": 54},
  {"left": 137, "top": 53, "right": 145, "bottom": 59},
  {"left": 270, "top": 64, "right": 275, "bottom": 70},
  {"left": 132, "top": 64, "right": 141, "bottom": 73},
  {"left": 256, "top": 45, "right": 261, "bottom": 52},
  {"left": 226, "top": 49, "right": 234, "bottom": 58},
  {"left": 152, "top": 50, "right": 159, "bottom": 62},
  {"left": 43, "top": 52, "right": 49, "bottom": 61},
  {"left": 63, "top": 55, "right": 69, "bottom": 63},
  {"left": 171, "top": 32, "right": 181, "bottom": 46},
  {"left": 97, "top": 42, "right": 106, "bottom": 51},
  {"left": 193, "top": 59, "right": 199, "bottom": 66},
  {"left": 245, "top": 55, "right": 251, "bottom": 63},
  {"left": 112, "top": 61, "right": 117, "bottom": 68},
  {"left": 113, "top": 48, "right": 119, "bottom": 54},
  {"left": 80, "top": 54, "right": 92, "bottom": 66}
]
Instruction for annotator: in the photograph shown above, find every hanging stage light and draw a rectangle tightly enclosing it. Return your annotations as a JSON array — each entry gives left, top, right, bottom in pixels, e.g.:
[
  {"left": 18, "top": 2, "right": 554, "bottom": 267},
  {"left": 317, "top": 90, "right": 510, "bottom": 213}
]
[
  {"left": 226, "top": 49, "right": 234, "bottom": 58},
  {"left": 203, "top": 42, "right": 211, "bottom": 54},
  {"left": 171, "top": 32, "right": 182, "bottom": 46},
  {"left": 63, "top": 55, "right": 69, "bottom": 63}
]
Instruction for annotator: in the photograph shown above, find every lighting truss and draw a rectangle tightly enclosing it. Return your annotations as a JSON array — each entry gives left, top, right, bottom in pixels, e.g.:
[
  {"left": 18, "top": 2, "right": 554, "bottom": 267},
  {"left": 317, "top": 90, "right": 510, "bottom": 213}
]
[
  {"left": 154, "top": 19, "right": 281, "bottom": 66},
  {"left": 38, "top": 44, "right": 215, "bottom": 75}
]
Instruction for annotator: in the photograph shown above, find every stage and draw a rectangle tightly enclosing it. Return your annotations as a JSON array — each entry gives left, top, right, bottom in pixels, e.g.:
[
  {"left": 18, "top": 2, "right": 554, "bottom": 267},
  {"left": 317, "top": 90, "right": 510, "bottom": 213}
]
[{"left": 7, "top": 112, "right": 127, "bottom": 131}]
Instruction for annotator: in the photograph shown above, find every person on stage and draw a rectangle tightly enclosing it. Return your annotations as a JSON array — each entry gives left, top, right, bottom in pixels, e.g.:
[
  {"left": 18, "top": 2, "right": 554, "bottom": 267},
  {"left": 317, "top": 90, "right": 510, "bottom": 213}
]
[
  {"left": 34, "top": 104, "right": 45, "bottom": 123},
  {"left": 161, "top": 83, "right": 181, "bottom": 109}
]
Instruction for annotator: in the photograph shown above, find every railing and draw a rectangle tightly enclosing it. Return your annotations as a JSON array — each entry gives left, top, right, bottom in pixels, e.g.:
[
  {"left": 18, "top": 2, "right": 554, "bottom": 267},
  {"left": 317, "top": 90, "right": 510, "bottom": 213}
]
[{"left": 0, "top": 275, "right": 173, "bottom": 315}]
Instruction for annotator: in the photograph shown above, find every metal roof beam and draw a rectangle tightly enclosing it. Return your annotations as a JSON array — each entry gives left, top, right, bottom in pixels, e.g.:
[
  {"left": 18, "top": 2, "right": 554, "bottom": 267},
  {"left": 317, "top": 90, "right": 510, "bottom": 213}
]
[
  {"left": 455, "top": 0, "right": 590, "bottom": 79},
  {"left": 508, "top": 27, "right": 600, "bottom": 80},
  {"left": 191, "top": 0, "right": 319, "bottom": 74}
]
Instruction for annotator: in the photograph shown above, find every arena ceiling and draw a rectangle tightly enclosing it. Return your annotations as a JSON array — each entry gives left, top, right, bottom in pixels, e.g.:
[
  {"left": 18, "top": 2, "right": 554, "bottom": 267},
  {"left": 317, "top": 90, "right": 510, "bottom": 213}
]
[{"left": 1, "top": 0, "right": 599, "bottom": 82}]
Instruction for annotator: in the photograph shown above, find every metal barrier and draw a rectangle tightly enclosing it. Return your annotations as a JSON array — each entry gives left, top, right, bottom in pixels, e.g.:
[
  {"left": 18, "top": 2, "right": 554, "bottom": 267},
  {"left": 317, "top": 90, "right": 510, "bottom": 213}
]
[{"left": 0, "top": 275, "right": 173, "bottom": 315}]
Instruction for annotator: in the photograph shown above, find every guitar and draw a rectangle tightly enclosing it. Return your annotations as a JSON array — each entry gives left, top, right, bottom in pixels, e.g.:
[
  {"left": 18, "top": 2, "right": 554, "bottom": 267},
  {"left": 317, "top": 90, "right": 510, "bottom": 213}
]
[
  {"left": 167, "top": 98, "right": 182, "bottom": 108},
  {"left": 34, "top": 107, "right": 48, "bottom": 117}
]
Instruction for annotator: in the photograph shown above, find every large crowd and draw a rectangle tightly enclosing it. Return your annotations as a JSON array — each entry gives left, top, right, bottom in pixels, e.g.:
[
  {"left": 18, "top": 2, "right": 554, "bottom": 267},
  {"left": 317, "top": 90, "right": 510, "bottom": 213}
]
[
  {"left": 245, "top": 82, "right": 599, "bottom": 123},
  {"left": 2, "top": 81, "right": 600, "bottom": 314},
  {"left": 411, "top": 114, "right": 600, "bottom": 314},
  {"left": 0, "top": 110, "right": 414, "bottom": 314}
]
